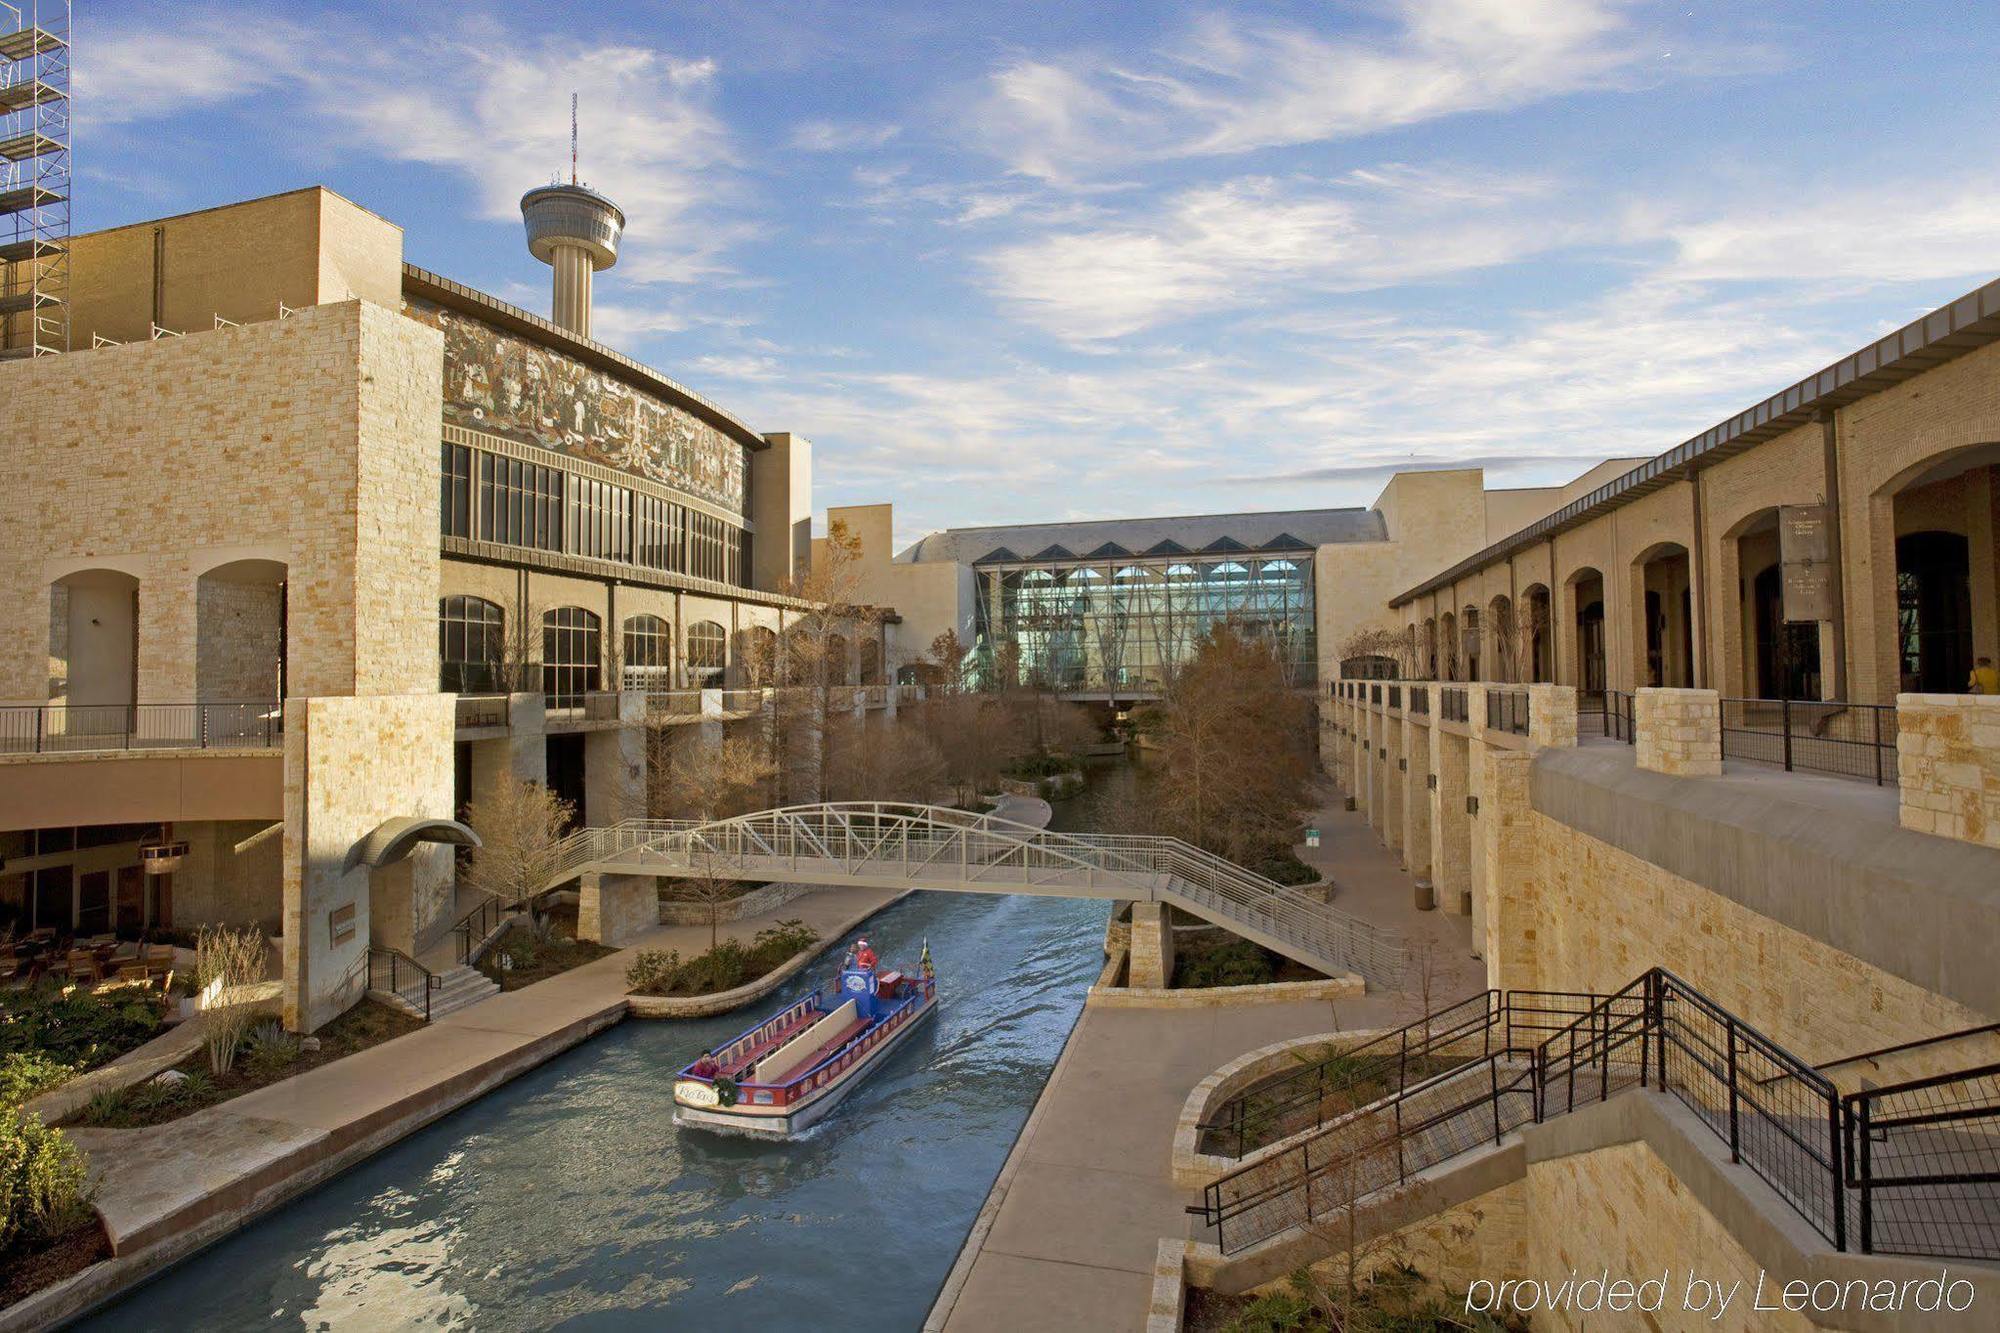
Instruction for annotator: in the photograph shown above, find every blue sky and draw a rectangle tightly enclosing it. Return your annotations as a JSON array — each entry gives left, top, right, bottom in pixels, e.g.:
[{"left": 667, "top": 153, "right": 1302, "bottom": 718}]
[{"left": 78, "top": 1, "right": 2000, "bottom": 549}]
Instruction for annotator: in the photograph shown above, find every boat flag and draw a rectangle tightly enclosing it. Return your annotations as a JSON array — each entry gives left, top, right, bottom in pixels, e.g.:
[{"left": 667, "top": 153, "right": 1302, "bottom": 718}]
[{"left": 920, "top": 938, "right": 934, "bottom": 980}]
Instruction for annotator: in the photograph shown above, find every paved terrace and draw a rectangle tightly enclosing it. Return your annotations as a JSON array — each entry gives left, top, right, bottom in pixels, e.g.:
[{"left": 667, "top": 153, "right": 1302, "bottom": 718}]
[{"left": 929, "top": 789, "right": 1477, "bottom": 1332}]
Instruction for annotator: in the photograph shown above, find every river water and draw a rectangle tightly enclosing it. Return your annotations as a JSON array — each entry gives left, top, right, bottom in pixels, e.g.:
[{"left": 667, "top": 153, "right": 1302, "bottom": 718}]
[{"left": 83, "top": 880, "right": 1112, "bottom": 1329}]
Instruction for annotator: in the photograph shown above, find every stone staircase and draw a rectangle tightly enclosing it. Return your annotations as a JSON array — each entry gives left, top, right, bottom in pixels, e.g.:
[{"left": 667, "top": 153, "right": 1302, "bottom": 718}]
[{"left": 370, "top": 963, "right": 499, "bottom": 1022}]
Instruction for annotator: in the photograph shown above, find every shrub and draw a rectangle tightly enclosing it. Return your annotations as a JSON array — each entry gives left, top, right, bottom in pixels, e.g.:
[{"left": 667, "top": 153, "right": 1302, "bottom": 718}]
[
  {"left": 625, "top": 949, "right": 682, "bottom": 994},
  {"left": 241, "top": 1021, "right": 301, "bottom": 1080},
  {"left": 195, "top": 924, "right": 270, "bottom": 1076},
  {"left": 749, "top": 920, "right": 818, "bottom": 964},
  {"left": 0, "top": 984, "right": 161, "bottom": 1070},
  {"left": 0, "top": 1052, "right": 76, "bottom": 1110},
  {"left": 1004, "top": 752, "right": 1077, "bottom": 779},
  {"left": 1254, "top": 853, "right": 1320, "bottom": 887},
  {"left": 0, "top": 1112, "right": 93, "bottom": 1256},
  {"left": 1174, "top": 938, "right": 1275, "bottom": 989},
  {"left": 71, "top": 1070, "right": 217, "bottom": 1129}
]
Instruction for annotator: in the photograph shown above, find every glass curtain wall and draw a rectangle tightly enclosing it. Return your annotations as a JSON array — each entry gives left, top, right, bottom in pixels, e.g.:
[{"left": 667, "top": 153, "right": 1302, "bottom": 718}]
[{"left": 972, "top": 551, "right": 1316, "bottom": 692}]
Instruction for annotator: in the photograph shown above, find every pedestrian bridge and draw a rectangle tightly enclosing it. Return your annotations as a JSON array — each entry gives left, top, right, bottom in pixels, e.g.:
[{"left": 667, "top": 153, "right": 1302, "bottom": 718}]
[{"left": 549, "top": 802, "right": 1406, "bottom": 985}]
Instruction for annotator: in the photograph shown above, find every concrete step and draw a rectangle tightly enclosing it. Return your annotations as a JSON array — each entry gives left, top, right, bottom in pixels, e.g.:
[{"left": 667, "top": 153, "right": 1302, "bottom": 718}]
[{"left": 368, "top": 963, "right": 499, "bottom": 1021}]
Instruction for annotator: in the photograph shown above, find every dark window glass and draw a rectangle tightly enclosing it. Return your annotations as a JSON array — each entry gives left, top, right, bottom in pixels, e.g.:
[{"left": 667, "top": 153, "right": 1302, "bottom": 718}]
[
  {"left": 686, "top": 621, "right": 727, "bottom": 687},
  {"left": 440, "top": 443, "right": 472, "bottom": 538},
  {"left": 439, "top": 595, "right": 506, "bottom": 692},
  {"left": 542, "top": 607, "right": 602, "bottom": 703},
  {"left": 622, "top": 615, "right": 673, "bottom": 690}
]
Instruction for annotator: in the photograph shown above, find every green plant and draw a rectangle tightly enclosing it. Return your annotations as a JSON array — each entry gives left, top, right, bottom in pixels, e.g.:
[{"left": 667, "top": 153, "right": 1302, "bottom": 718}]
[
  {"left": 1175, "top": 938, "right": 1275, "bottom": 989},
  {"left": 0, "top": 983, "right": 161, "bottom": 1070},
  {"left": 625, "top": 949, "right": 683, "bottom": 994},
  {"left": 1254, "top": 852, "right": 1320, "bottom": 886},
  {"left": 0, "top": 1052, "right": 76, "bottom": 1110},
  {"left": 241, "top": 1021, "right": 301, "bottom": 1080},
  {"left": 750, "top": 920, "right": 818, "bottom": 962},
  {"left": 1224, "top": 1286, "right": 1315, "bottom": 1332},
  {"left": 0, "top": 1112, "right": 93, "bottom": 1256}
]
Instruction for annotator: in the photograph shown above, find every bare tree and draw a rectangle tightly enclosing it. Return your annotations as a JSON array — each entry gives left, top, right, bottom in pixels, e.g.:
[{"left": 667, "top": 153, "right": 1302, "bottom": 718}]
[
  {"left": 826, "top": 712, "right": 949, "bottom": 803},
  {"left": 492, "top": 593, "right": 548, "bottom": 694},
  {"left": 1151, "top": 626, "right": 1313, "bottom": 864},
  {"left": 461, "top": 780, "right": 575, "bottom": 911},
  {"left": 1336, "top": 625, "right": 1411, "bottom": 679},
  {"left": 195, "top": 924, "right": 271, "bottom": 1066},
  {"left": 646, "top": 728, "right": 776, "bottom": 821}
]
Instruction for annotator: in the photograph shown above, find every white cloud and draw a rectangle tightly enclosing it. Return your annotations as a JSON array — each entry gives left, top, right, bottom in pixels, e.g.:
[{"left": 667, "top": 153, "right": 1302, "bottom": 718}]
[
  {"left": 970, "top": 0, "right": 1655, "bottom": 182},
  {"left": 1655, "top": 188, "right": 2000, "bottom": 288},
  {"left": 75, "top": 13, "right": 310, "bottom": 125},
  {"left": 790, "top": 120, "right": 902, "bottom": 152}
]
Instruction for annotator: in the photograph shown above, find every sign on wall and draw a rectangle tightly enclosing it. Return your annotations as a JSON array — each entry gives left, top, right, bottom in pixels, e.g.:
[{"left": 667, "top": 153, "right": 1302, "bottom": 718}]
[{"left": 1778, "top": 504, "right": 1834, "bottom": 623}]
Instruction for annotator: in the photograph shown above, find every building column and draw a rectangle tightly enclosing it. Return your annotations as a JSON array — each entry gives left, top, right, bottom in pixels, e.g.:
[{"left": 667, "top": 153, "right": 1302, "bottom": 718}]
[
  {"left": 1463, "top": 685, "right": 1489, "bottom": 947},
  {"left": 468, "top": 692, "right": 547, "bottom": 809},
  {"left": 1129, "top": 900, "right": 1174, "bottom": 988},
  {"left": 1527, "top": 684, "right": 1577, "bottom": 750},
  {"left": 1897, "top": 694, "right": 2000, "bottom": 851},
  {"left": 1479, "top": 747, "right": 1541, "bottom": 992},
  {"left": 1381, "top": 699, "right": 1405, "bottom": 861},
  {"left": 583, "top": 692, "right": 648, "bottom": 826},
  {"left": 1401, "top": 710, "right": 1432, "bottom": 880},
  {"left": 577, "top": 870, "right": 657, "bottom": 946},
  {"left": 1635, "top": 687, "right": 1721, "bottom": 777},
  {"left": 1968, "top": 466, "right": 2000, "bottom": 666},
  {"left": 1428, "top": 713, "right": 1472, "bottom": 922}
]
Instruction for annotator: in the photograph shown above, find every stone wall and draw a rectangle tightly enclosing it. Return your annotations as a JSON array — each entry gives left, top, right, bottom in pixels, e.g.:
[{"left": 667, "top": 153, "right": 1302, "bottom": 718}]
[
  {"left": 1634, "top": 687, "right": 1721, "bottom": 777},
  {"left": 195, "top": 579, "right": 282, "bottom": 701},
  {"left": 1898, "top": 694, "right": 2000, "bottom": 849},
  {"left": 282, "top": 693, "right": 456, "bottom": 1032},
  {"left": 578, "top": 871, "right": 659, "bottom": 947}
]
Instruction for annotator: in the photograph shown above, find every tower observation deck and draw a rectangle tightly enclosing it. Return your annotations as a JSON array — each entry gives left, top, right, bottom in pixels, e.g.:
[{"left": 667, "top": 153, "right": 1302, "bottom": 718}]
[{"left": 520, "top": 182, "right": 623, "bottom": 341}]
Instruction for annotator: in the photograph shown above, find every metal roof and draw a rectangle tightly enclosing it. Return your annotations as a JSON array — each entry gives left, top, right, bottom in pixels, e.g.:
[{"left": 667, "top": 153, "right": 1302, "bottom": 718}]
[
  {"left": 1390, "top": 274, "right": 2000, "bottom": 607},
  {"left": 902, "top": 506, "right": 1384, "bottom": 565}
]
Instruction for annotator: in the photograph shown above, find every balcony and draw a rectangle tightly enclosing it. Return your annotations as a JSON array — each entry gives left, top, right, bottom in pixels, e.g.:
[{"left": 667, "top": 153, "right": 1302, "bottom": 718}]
[{"left": 0, "top": 702, "right": 282, "bottom": 757}]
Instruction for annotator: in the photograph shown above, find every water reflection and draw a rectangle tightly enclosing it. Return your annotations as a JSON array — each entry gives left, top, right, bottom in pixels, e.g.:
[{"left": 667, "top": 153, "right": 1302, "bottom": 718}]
[{"left": 85, "top": 890, "right": 1108, "bottom": 1331}]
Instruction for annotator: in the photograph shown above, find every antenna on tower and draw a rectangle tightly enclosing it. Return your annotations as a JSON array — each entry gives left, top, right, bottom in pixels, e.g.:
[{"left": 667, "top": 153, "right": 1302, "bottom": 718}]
[{"left": 570, "top": 92, "right": 578, "bottom": 186}]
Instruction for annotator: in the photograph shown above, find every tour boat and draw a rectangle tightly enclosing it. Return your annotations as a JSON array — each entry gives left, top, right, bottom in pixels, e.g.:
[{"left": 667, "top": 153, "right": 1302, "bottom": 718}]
[{"left": 672, "top": 940, "right": 938, "bottom": 1138}]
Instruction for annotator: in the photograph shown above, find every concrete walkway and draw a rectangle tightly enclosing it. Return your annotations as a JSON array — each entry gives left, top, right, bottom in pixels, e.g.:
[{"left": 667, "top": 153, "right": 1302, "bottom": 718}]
[{"left": 931, "top": 787, "right": 1484, "bottom": 1332}]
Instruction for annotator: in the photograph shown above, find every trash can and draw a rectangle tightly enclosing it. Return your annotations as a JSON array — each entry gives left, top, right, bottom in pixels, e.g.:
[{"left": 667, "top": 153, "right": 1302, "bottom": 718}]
[{"left": 1413, "top": 879, "right": 1436, "bottom": 911}]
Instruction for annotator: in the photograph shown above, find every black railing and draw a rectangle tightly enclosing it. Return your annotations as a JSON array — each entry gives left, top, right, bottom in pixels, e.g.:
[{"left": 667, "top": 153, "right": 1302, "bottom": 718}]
[
  {"left": 1370, "top": 684, "right": 1382, "bottom": 705},
  {"left": 1486, "top": 687, "right": 1529, "bottom": 736},
  {"left": 0, "top": 701, "right": 282, "bottom": 756},
  {"left": 1847, "top": 1063, "right": 2000, "bottom": 1259},
  {"left": 1719, "top": 697, "right": 1898, "bottom": 786},
  {"left": 451, "top": 893, "right": 510, "bottom": 965},
  {"left": 1577, "top": 689, "right": 1635, "bottom": 743},
  {"left": 453, "top": 694, "right": 509, "bottom": 730},
  {"left": 1387, "top": 685, "right": 1402, "bottom": 709},
  {"left": 1193, "top": 968, "right": 1851, "bottom": 1255},
  {"left": 1439, "top": 687, "right": 1468, "bottom": 723},
  {"left": 1408, "top": 686, "right": 1428, "bottom": 716},
  {"left": 367, "top": 947, "right": 439, "bottom": 1022}
]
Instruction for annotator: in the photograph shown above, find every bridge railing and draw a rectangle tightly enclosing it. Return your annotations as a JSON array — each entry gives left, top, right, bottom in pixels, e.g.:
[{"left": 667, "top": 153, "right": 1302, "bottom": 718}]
[{"left": 557, "top": 804, "right": 1406, "bottom": 984}]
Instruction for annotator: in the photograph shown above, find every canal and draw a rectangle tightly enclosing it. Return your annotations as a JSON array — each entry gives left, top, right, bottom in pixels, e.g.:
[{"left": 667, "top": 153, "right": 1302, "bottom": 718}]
[{"left": 83, "top": 836, "right": 1114, "bottom": 1328}]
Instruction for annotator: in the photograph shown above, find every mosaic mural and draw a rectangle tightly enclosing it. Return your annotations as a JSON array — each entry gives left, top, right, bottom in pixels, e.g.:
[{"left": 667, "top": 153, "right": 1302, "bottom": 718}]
[{"left": 408, "top": 299, "right": 748, "bottom": 514}]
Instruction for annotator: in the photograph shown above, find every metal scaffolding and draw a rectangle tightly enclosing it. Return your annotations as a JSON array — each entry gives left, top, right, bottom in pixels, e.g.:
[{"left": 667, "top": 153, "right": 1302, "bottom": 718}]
[{"left": 0, "top": 0, "right": 69, "bottom": 359}]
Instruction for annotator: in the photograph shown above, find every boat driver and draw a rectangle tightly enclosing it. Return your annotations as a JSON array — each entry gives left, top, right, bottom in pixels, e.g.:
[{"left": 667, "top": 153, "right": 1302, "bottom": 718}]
[
  {"left": 690, "top": 1050, "right": 721, "bottom": 1078},
  {"left": 853, "top": 937, "right": 878, "bottom": 970}
]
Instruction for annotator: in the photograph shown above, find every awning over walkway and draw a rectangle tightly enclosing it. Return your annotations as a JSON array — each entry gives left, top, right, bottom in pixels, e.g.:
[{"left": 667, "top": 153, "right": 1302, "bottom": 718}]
[{"left": 343, "top": 817, "right": 481, "bottom": 874}]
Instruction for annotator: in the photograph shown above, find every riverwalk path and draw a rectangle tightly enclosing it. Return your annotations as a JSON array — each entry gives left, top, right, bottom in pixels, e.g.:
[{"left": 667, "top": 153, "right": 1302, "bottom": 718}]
[
  {"left": 929, "top": 788, "right": 1481, "bottom": 1332},
  {"left": 20, "top": 794, "right": 1052, "bottom": 1331}
]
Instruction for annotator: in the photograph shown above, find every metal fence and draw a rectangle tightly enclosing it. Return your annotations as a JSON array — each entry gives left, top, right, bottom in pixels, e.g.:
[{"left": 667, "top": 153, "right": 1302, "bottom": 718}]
[
  {"left": 1720, "top": 697, "right": 1898, "bottom": 786},
  {"left": 453, "top": 694, "right": 508, "bottom": 730},
  {"left": 1193, "top": 968, "right": 1853, "bottom": 1255},
  {"left": 1486, "top": 687, "right": 1529, "bottom": 736},
  {"left": 1847, "top": 1063, "right": 2000, "bottom": 1259},
  {"left": 1408, "top": 686, "right": 1428, "bottom": 716},
  {"left": 1387, "top": 684, "right": 1402, "bottom": 709},
  {"left": 1439, "top": 687, "right": 1468, "bottom": 723},
  {"left": 0, "top": 701, "right": 281, "bottom": 755},
  {"left": 1577, "top": 689, "right": 1635, "bottom": 742}
]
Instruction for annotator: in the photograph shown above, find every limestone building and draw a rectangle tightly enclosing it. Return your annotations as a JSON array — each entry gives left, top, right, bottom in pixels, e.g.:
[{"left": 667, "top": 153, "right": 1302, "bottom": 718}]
[{"left": 0, "top": 186, "right": 854, "bottom": 1028}]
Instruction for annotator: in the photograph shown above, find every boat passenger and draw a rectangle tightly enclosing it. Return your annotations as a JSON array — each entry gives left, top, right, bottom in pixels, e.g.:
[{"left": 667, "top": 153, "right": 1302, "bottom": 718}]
[
  {"left": 690, "top": 1050, "right": 721, "bottom": 1079},
  {"left": 854, "top": 938, "right": 878, "bottom": 970}
]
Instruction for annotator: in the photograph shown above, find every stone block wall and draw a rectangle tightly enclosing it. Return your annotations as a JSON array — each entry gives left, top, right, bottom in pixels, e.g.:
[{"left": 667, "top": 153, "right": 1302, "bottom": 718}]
[
  {"left": 1130, "top": 901, "right": 1175, "bottom": 988},
  {"left": 1526, "top": 684, "right": 1577, "bottom": 750},
  {"left": 1634, "top": 687, "right": 1721, "bottom": 777},
  {"left": 282, "top": 693, "right": 455, "bottom": 1032},
  {"left": 194, "top": 579, "right": 283, "bottom": 701},
  {"left": 1898, "top": 693, "right": 2000, "bottom": 849},
  {"left": 578, "top": 871, "right": 657, "bottom": 947}
]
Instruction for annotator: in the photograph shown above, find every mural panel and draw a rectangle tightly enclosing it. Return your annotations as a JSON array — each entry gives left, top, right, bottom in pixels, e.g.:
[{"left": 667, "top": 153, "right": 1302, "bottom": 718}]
[{"left": 408, "top": 299, "right": 747, "bottom": 513}]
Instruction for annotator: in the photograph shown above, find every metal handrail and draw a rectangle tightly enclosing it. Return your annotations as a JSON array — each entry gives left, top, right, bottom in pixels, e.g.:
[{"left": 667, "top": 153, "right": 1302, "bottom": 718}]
[
  {"left": 368, "top": 946, "right": 440, "bottom": 1022},
  {"left": 555, "top": 803, "right": 1407, "bottom": 983},
  {"left": 451, "top": 891, "right": 511, "bottom": 965},
  {"left": 0, "top": 700, "right": 282, "bottom": 755}
]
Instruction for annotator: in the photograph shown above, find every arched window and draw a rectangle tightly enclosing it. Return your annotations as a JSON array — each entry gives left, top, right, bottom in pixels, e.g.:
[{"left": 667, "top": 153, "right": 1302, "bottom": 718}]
[
  {"left": 622, "top": 614, "right": 672, "bottom": 692},
  {"left": 735, "top": 625, "right": 778, "bottom": 687},
  {"left": 687, "top": 620, "right": 727, "bottom": 687},
  {"left": 440, "top": 596, "right": 505, "bottom": 693},
  {"left": 542, "top": 607, "right": 602, "bottom": 703}
]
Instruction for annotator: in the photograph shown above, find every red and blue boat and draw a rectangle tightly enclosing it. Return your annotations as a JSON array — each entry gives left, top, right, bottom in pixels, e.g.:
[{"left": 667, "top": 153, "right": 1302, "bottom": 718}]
[{"left": 673, "top": 939, "right": 938, "bottom": 1138}]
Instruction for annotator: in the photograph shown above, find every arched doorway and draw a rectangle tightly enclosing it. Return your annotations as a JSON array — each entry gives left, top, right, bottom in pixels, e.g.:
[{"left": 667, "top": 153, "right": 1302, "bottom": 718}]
[
  {"left": 1897, "top": 531, "right": 1972, "bottom": 693},
  {"left": 1461, "top": 607, "right": 1482, "bottom": 681},
  {"left": 1634, "top": 544, "right": 1694, "bottom": 688},
  {"left": 50, "top": 568, "right": 138, "bottom": 709},
  {"left": 1487, "top": 595, "right": 1515, "bottom": 682},
  {"left": 1439, "top": 611, "right": 1459, "bottom": 682},
  {"left": 196, "top": 558, "right": 288, "bottom": 702},
  {"left": 1521, "top": 585, "right": 1552, "bottom": 683},
  {"left": 1421, "top": 618, "right": 1438, "bottom": 680},
  {"left": 1569, "top": 568, "right": 1606, "bottom": 695}
]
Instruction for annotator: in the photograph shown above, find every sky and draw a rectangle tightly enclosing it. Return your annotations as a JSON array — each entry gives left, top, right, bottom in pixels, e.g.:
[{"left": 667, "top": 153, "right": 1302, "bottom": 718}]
[{"left": 74, "top": 1, "right": 2000, "bottom": 550}]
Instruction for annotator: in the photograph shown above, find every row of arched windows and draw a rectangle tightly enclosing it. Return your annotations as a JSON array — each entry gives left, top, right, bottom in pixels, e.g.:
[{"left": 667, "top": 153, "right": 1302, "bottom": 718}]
[{"left": 437, "top": 597, "right": 732, "bottom": 697}]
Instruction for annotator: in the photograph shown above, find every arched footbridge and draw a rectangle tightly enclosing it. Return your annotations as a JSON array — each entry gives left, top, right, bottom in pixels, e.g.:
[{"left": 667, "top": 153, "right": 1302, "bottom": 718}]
[{"left": 547, "top": 803, "right": 1406, "bottom": 985}]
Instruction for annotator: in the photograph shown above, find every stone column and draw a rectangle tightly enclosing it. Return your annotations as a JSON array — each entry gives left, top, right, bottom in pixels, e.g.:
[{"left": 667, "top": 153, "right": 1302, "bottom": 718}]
[
  {"left": 584, "top": 691, "right": 648, "bottom": 826},
  {"left": 467, "top": 691, "right": 548, "bottom": 809},
  {"left": 1429, "top": 720, "right": 1472, "bottom": 921},
  {"left": 1635, "top": 687, "right": 1721, "bottom": 777},
  {"left": 1478, "top": 747, "right": 1541, "bottom": 992},
  {"left": 1381, "top": 697, "right": 1405, "bottom": 860},
  {"left": 577, "top": 870, "right": 658, "bottom": 947},
  {"left": 1348, "top": 695, "right": 1366, "bottom": 806},
  {"left": 1129, "top": 900, "right": 1175, "bottom": 988},
  {"left": 1526, "top": 684, "right": 1577, "bottom": 750},
  {"left": 1463, "top": 685, "right": 1489, "bottom": 942},
  {"left": 1401, "top": 710, "right": 1432, "bottom": 880},
  {"left": 1898, "top": 694, "right": 2000, "bottom": 849}
]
